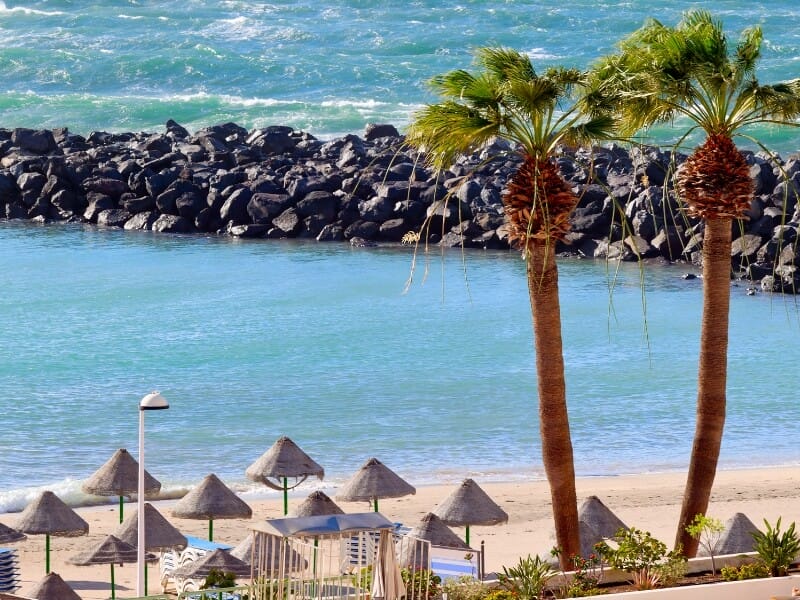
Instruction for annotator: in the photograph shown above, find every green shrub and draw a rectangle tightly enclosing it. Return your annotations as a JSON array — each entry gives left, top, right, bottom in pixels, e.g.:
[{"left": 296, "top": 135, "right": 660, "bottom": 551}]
[
  {"left": 402, "top": 567, "right": 442, "bottom": 600},
  {"left": 752, "top": 517, "right": 800, "bottom": 577},
  {"left": 202, "top": 568, "right": 237, "bottom": 589},
  {"left": 442, "top": 576, "right": 485, "bottom": 600},
  {"left": 597, "top": 527, "right": 686, "bottom": 590},
  {"left": 482, "top": 590, "right": 518, "bottom": 600},
  {"left": 720, "top": 561, "right": 771, "bottom": 581},
  {"left": 497, "top": 554, "right": 555, "bottom": 600}
]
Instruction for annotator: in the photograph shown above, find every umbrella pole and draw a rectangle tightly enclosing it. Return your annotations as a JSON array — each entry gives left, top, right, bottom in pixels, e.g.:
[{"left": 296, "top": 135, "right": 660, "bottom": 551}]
[
  {"left": 45, "top": 533, "right": 50, "bottom": 573},
  {"left": 145, "top": 561, "right": 148, "bottom": 596},
  {"left": 466, "top": 525, "right": 470, "bottom": 547},
  {"left": 110, "top": 562, "right": 116, "bottom": 599},
  {"left": 283, "top": 476, "right": 288, "bottom": 515},
  {"left": 373, "top": 498, "right": 378, "bottom": 512},
  {"left": 119, "top": 495, "right": 124, "bottom": 523},
  {"left": 209, "top": 518, "right": 214, "bottom": 541}
]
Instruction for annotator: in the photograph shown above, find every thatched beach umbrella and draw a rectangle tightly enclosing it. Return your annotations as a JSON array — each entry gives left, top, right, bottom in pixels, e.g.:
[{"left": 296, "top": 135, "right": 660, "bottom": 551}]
[
  {"left": 82, "top": 448, "right": 161, "bottom": 523},
  {"left": 291, "top": 491, "right": 344, "bottom": 517},
  {"left": 336, "top": 458, "right": 415, "bottom": 512},
  {"left": 433, "top": 478, "right": 508, "bottom": 546},
  {"left": 702, "top": 512, "right": 762, "bottom": 556},
  {"left": 171, "top": 473, "right": 252, "bottom": 541},
  {"left": 0, "top": 522, "right": 25, "bottom": 544},
  {"left": 574, "top": 495, "right": 628, "bottom": 557},
  {"left": 68, "top": 534, "right": 153, "bottom": 599},
  {"left": 173, "top": 548, "right": 251, "bottom": 580},
  {"left": 114, "top": 502, "right": 187, "bottom": 595},
  {"left": 27, "top": 571, "right": 81, "bottom": 600},
  {"left": 230, "top": 532, "right": 307, "bottom": 574},
  {"left": 246, "top": 436, "right": 324, "bottom": 515},
  {"left": 16, "top": 491, "right": 89, "bottom": 574},
  {"left": 398, "top": 512, "right": 469, "bottom": 568}
]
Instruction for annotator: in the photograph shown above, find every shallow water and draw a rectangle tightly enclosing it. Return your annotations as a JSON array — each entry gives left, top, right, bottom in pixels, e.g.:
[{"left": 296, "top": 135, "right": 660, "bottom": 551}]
[{"left": 1, "top": 221, "right": 799, "bottom": 511}]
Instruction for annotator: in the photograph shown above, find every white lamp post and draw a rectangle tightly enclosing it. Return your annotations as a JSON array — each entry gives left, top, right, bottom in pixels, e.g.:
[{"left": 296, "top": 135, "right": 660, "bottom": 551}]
[{"left": 137, "top": 391, "right": 169, "bottom": 597}]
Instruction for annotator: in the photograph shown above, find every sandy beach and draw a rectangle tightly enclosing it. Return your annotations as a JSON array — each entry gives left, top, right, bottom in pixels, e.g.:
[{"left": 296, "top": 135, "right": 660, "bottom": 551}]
[{"left": 7, "top": 466, "right": 800, "bottom": 599}]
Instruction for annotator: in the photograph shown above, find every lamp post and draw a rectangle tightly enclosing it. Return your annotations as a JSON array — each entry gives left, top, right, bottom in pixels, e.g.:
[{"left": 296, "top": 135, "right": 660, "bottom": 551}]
[{"left": 137, "top": 391, "right": 169, "bottom": 597}]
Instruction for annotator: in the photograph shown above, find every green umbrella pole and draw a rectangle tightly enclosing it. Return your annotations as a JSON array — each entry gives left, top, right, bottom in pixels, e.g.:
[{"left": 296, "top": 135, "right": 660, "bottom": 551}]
[
  {"left": 119, "top": 495, "right": 124, "bottom": 524},
  {"left": 373, "top": 498, "right": 378, "bottom": 512},
  {"left": 466, "top": 525, "right": 470, "bottom": 547},
  {"left": 45, "top": 533, "right": 50, "bottom": 573},
  {"left": 110, "top": 563, "right": 116, "bottom": 600},
  {"left": 283, "top": 477, "right": 288, "bottom": 515},
  {"left": 209, "top": 518, "right": 214, "bottom": 542},
  {"left": 145, "top": 561, "right": 148, "bottom": 596}
]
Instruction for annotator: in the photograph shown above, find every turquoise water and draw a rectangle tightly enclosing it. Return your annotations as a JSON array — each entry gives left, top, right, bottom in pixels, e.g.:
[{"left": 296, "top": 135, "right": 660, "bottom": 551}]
[
  {"left": 2, "top": 1, "right": 800, "bottom": 511},
  {"left": 1, "top": 0, "right": 800, "bottom": 152},
  {"left": 1, "top": 221, "right": 799, "bottom": 511}
]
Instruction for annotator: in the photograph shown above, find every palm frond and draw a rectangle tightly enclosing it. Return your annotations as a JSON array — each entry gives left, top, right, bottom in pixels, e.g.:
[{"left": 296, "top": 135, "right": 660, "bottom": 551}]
[
  {"left": 476, "top": 46, "right": 535, "bottom": 81},
  {"left": 406, "top": 102, "right": 498, "bottom": 170},
  {"left": 734, "top": 26, "right": 762, "bottom": 79}
]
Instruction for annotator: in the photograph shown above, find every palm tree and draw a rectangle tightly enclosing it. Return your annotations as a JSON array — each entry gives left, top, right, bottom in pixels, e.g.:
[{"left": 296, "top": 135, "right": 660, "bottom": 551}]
[
  {"left": 590, "top": 10, "right": 800, "bottom": 556},
  {"left": 404, "top": 47, "right": 614, "bottom": 567}
]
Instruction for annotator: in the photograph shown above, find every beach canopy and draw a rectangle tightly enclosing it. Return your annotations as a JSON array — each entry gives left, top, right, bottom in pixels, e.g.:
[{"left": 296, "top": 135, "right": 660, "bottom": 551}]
[
  {"left": 68, "top": 534, "right": 153, "bottom": 599},
  {"left": 433, "top": 478, "right": 507, "bottom": 545},
  {"left": 336, "top": 458, "right": 415, "bottom": 511},
  {"left": 231, "top": 532, "right": 307, "bottom": 574},
  {"left": 83, "top": 448, "right": 161, "bottom": 497},
  {"left": 27, "top": 571, "right": 81, "bottom": 600},
  {"left": 291, "top": 491, "right": 344, "bottom": 517},
  {"left": 16, "top": 491, "right": 89, "bottom": 537},
  {"left": 16, "top": 491, "right": 89, "bottom": 574},
  {"left": 578, "top": 496, "right": 627, "bottom": 539},
  {"left": 173, "top": 548, "right": 251, "bottom": 579},
  {"left": 398, "top": 513, "right": 468, "bottom": 568},
  {"left": 703, "top": 512, "right": 762, "bottom": 556},
  {"left": 0, "top": 522, "right": 25, "bottom": 544},
  {"left": 171, "top": 473, "right": 252, "bottom": 540},
  {"left": 83, "top": 448, "right": 161, "bottom": 523},
  {"left": 245, "top": 436, "right": 324, "bottom": 514},
  {"left": 68, "top": 534, "right": 145, "bottom": 566},
  {"left": 255, "top": 512, "right": 395, "bottom": 539},
  {"left": 406, "top": 513, "right": 469, "bottom": 549},
  {"left": 113, "top": 502, "right": 187, "bottom": 551}
]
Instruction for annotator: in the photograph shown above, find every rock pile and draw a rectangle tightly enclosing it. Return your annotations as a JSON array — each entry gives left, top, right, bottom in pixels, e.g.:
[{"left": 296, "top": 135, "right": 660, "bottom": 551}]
[{"left": 1, "top": 120, "right": 799, "bottom": 292}]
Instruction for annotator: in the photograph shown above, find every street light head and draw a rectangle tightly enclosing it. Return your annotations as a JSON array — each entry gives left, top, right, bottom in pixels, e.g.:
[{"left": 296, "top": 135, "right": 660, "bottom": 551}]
[{"left": 140, "top": 391, "right": 169, "bottom": 411}]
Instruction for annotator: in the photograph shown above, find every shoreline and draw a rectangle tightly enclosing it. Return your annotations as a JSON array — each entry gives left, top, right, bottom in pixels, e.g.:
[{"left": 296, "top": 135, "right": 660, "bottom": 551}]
[{"left": 8, "top": 465, "right": 800, "bottom": 599}]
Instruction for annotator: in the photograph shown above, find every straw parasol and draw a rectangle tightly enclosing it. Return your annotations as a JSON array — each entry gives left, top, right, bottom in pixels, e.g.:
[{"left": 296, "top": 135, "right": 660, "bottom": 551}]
[
  {"left": 398, "top": 512, "right": 469, "bottom": 568},
  {"left": 245, "top": 436, "right": 325, "bottom": 515},
  {"left": 171, "top": 473, "right": 252, "bottom": 541},
  {"left": 573, "top": 495, "right": 629, "bottom": 558},
  {"left": 291, "top": 491, "right": 344, "bottom": 517},
  {"left": 26, "top": 571, "right": 81, "bottom": 600},
  {"left": 336, "top": 458, "right": 415, "bottom": 512},
  {"left": 16, "top": 491, "right": 89, "bottom": 574},
  {"left": 82, "top": 448, "right": 161, "bottom": 523},
  {"left": 114, "top": 502, "right": 187, "bottom": 596},
  {"left": 68, "top": 534, "right": 154, "bottom": 600},
  {"left": 433, "top": 478, "right": 508, "bottom": 546},
  {"left": 114, "top": 502, "right": 187, "bottom": 551},
  {"left": 230, "top": 532, "right": 307, "bottom": 574},
  {"left": 0, "top": 522, "right": 25, "bottom": 544},
  {"left": 173, "top": 548, "right": 251, "bottom": 579},
  {"left": 702, "top": 512, "right": 762, "bottom": 556}
]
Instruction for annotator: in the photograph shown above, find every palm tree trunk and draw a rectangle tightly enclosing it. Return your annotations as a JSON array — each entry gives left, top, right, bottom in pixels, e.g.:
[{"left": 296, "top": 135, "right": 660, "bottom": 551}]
[
  {"left": 527, "top": 241, "right": 580, "bottom": 567},
  {"left": 675, "top": 217, "right": 731, "bottom": 556}
]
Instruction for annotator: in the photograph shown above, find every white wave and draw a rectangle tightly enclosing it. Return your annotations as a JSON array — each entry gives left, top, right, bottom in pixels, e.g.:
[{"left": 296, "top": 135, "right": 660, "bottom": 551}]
[
  {"left": 0, "top": 1, "right": 64, "bottom": 16},
  {"left": 118, "top": 14, "right": 144, "bottom": 20},
  {"left": 525, "top": 47, "right": 560, "bottom": 61},
  {"left": 320, "top": 99, "right": 389, "bottom": 109}
]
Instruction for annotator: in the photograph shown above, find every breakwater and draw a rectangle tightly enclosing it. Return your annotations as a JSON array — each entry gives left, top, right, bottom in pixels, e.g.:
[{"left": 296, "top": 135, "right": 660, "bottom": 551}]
[{"left": 1, "top": 121, "right": 798, "bottom": 292}]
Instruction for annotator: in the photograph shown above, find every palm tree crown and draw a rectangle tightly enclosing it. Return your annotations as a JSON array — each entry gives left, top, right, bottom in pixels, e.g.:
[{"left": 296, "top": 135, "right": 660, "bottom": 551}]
[
  {"left": 406, "top": 47, "right": 614, "bottom": 251},
  {"left": 592, "top": 10, "right": 800, "bottom": 219}
]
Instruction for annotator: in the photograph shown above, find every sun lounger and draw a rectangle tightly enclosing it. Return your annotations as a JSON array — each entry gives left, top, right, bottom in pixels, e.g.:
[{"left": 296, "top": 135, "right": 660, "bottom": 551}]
[{"left": 0, "top": 549, "right": 20, "bottom": 593}]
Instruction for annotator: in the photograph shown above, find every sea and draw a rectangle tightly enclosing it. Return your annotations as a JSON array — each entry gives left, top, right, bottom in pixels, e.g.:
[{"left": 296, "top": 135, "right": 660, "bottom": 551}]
[{"left": 1, "top": 0, "right": 800, "bottom": 513}]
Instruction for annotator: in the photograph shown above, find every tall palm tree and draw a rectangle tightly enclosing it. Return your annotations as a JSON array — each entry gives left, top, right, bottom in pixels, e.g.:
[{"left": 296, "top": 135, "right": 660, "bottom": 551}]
[
  {"left": 590, "top": 10, "right": 800, "bottom": 556},
  {"left": 405, "top": 47, "right": 614, "bottom": 567}
]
